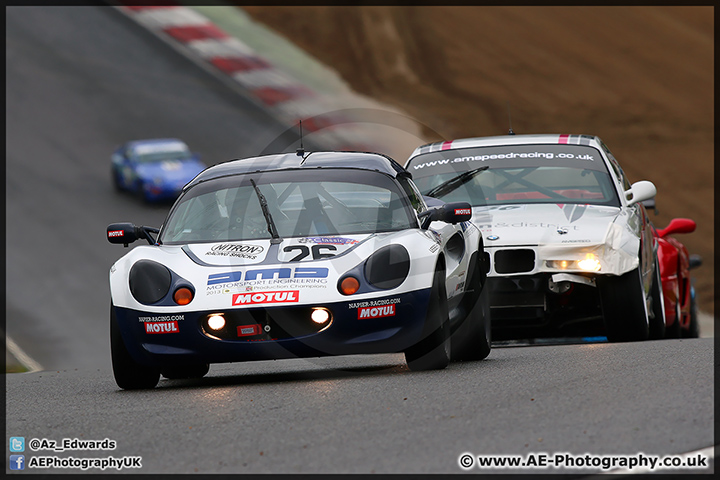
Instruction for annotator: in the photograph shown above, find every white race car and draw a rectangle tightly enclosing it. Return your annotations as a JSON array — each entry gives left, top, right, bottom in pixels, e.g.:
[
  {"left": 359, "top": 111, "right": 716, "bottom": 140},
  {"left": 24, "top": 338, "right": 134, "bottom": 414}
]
[
  {"left": 107, "top": 151, "right": 491, "bottom": 389},
  {"left": 405, "top": 134, "right": 664, "bottom": 342}
]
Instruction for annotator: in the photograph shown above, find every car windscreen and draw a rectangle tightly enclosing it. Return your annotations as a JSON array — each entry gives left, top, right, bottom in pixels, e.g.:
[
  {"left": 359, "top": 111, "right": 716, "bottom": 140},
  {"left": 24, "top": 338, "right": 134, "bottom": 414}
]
[
  {"left": 159, "top": 169, "right": 418, "bottom": 244},
  {"left": 407, "top": 144, "right": 620, "bottom": 207},
  {"left": 132, "top": 142, "right": 192, "bottom": 163}
]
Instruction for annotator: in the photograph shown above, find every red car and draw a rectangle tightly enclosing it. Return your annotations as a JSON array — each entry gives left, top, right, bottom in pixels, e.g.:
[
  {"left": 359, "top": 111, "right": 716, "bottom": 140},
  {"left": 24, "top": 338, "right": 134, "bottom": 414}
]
[{"left": 654, "top": 218, "right": 702, "bottom": 338}]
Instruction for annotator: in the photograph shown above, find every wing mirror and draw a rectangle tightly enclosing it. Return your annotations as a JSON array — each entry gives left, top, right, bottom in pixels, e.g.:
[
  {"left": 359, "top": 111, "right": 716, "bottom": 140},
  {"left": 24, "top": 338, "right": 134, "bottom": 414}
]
[
  {"left": 656, "top": 218, "right": 696, "bottom": 238},
  {"left": 625, "top": 180, "right": 657, "bottom": 206},
  {"left": 419, "top": 202, "right": 473, "bottom": 229},
  {"left": 107, "top": 223, "right": 159, "bottom": 247}
]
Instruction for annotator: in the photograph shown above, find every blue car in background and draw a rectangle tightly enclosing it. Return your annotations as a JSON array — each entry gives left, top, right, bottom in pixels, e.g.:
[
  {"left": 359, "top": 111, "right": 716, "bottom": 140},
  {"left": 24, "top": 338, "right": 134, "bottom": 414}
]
[{"left": 111, "top": 138, "right": 206, "bottom": 202}]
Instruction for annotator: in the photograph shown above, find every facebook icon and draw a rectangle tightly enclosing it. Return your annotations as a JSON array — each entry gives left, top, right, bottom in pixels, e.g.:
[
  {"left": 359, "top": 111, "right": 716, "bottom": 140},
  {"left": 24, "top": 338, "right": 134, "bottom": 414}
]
[{"left": 9, "top": 454, "right": 25, "bottom": 470}]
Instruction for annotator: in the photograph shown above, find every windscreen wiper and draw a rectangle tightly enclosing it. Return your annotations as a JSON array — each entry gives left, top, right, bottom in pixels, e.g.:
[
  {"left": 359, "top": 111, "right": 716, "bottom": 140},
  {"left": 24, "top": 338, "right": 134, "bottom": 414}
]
[
  {"left": 426, "top": 165, "right": 489, "bottom": 198},
  {"left": 250, "top": 178, "right": 282, "bottom": 244}
]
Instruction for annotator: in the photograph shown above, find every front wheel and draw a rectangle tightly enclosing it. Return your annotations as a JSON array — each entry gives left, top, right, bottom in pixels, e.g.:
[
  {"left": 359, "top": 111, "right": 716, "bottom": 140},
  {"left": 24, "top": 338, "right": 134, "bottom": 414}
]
[
  {"left": 405, "top": 265, "right": 450, "bottom": 371},
  {"left": 111, "top": 304, "right": 160, "bottom": 390},
  {"left": 598, "top": 268, "right": 649, "bottom": 342},
  {"left": 451, "top": 252, "right": 491, "bottom": 361},
  {"left": 648, "top": 258, "right": 666, "bottom": 339}
]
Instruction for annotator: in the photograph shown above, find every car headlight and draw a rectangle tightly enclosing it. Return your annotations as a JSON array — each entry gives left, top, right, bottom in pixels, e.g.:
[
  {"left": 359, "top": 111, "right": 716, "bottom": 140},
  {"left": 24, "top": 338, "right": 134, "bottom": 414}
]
[
  {"left": 546, "top": 253, "right": 601, "bottom": 272},
  {"left": 364, "top": 244, "right": 410, "bottom": 289},
  {"left": 129, "top": 260, "right": 172, "bottom": 304}
]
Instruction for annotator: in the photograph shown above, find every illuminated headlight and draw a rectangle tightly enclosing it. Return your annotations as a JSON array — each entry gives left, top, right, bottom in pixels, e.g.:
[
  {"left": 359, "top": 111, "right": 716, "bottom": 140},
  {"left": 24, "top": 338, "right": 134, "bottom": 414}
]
[
  {"left": 546, "top": 254, "right": 601, "bottom": 272},
  {"left": 207, "top": 314, "right": 226, "bottom": 330},
  {"left": 577, "top": 254, "right": 601, "bottom": 272},
  {"left": 311, "top": 307, "right": 331, "bottom": 324}
]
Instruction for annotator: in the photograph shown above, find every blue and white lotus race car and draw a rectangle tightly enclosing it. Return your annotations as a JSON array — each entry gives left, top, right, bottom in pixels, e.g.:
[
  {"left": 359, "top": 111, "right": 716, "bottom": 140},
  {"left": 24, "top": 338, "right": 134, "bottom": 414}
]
[
  {"left": 406, "top": 134, "right": 663, "bottom": 342},
  {"left": 107, "top": 151, "right": 491, "bottom": 389},
  {"left": 111, "top": 138, "right": 206, "bottom": 202}
]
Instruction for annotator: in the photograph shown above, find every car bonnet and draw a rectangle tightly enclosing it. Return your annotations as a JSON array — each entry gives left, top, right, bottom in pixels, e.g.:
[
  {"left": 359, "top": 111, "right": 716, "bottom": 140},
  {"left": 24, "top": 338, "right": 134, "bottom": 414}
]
[{"left": 472, "top": 203, "right": 621, "bottom": 247}]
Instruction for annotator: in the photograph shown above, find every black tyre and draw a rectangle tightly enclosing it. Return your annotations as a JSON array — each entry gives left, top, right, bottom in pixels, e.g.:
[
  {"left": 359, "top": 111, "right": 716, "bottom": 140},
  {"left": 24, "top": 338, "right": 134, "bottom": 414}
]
[
  {"left": 111, "top": 304, "right": 160, "bottom": 390},
  {"left": 161, "top": 364, "right": 210, "bottom": 379},
  {"left": 451, "top": 251, "right": 491, "bottom": 361},
  {"left": 682, "top": 288, "right": 700, "bottom": 338},
  {"left": 405, "top": 264, "right": 451, "bottom": 371},
  {"left": 648, "top": 258, "right": 666, "bottom": 340},
  {"left": 598, "top": 267, "right": 649, "bottom": 342}
]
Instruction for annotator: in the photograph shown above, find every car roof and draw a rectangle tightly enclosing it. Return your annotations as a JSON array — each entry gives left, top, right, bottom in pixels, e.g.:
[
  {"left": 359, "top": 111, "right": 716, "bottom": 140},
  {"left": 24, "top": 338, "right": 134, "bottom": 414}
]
[
  {"left": 185, "top": 151, "right": 408, "bottom": 190},
  {"left": 408, "top": 134, "right": 603, "bottom": 159}
]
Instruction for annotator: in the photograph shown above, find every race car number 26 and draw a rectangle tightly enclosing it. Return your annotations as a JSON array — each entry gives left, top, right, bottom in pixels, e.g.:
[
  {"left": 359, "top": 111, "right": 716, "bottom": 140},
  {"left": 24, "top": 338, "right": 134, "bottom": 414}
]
[{"left": 283, "top": 245, "right": 336, "bottom": 262}]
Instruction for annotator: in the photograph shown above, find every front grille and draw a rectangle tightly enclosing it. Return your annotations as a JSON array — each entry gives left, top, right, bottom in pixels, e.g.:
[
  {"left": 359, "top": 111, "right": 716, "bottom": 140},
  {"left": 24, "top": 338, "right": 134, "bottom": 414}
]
[{"left": 494, "top": 249, "right": 535, "bottom": 274}]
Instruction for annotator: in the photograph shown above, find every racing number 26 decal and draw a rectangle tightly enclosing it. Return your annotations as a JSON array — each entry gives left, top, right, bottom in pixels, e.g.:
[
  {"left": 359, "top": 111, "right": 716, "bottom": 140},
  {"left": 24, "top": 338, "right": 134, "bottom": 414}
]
[{"left": 283, "top": 245, "right": 337, "bottom": 262}]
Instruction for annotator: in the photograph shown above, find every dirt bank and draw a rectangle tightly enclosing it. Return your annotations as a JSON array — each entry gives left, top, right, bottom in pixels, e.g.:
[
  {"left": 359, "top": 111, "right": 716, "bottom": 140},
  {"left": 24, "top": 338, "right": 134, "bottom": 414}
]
[{"left": 242, "top": 6, "right": 714, "bottom": 312}]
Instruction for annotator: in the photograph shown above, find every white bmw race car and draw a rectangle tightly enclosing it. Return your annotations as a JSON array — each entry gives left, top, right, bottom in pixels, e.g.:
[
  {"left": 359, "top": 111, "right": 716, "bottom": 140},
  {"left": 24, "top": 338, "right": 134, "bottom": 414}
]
[
  {"left": 405, "top": 134, "right": 664, "bottom": 342},
  {"left": 107, "top": 151, "right": 491, "bottom": 389}
]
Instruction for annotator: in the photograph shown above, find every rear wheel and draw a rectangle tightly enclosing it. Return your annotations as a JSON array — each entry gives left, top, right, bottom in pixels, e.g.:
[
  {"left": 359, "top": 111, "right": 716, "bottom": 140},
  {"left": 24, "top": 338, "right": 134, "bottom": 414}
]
[
  {"left": 111, "top": 304, "right": 160, "bottom": 390},
  {"left": 161, "top": 364, "right": 210, "bottom": 379},
  {"left": 405, "top": 265, "right": 450, "bottom": 371},
  {"left": 451, "top": 252, "right": 491, "bottom": 361},
  {"left": 648, "top": 258, "right": 666, "bottom": 339},
  {"left": 598, "top": 268, "right": 649, "bottom": 342}
]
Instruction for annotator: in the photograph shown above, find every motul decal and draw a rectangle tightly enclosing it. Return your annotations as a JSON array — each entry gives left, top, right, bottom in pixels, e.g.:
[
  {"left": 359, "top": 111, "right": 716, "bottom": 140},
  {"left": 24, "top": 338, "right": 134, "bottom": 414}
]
[
  {"left": 455, "top": 208, "right": 471, "bottom": 215},
  {"left": 232, "top": 290, "right": 299, "bottom": 305},
  {"left": 358, "top": 304, "right": 396, "bottom": 319},
  {"left": 145, "top": 321, "right": 179, "bottom": 334},
  {"left": 237, "top": 324, "right": 262, "bottom": 337},
  {"left": 108, "top": 230, "right": 124, "bottom": 237}
]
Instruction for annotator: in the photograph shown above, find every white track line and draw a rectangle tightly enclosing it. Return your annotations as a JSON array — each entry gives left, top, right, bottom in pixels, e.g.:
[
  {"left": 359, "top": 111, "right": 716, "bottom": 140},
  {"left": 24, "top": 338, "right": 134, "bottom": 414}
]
[{"left": 6, "top": 335, "right": 43, "bottom": 373}]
